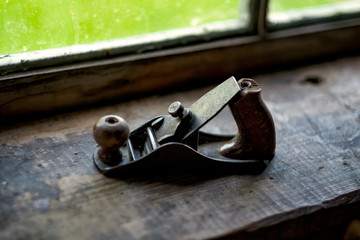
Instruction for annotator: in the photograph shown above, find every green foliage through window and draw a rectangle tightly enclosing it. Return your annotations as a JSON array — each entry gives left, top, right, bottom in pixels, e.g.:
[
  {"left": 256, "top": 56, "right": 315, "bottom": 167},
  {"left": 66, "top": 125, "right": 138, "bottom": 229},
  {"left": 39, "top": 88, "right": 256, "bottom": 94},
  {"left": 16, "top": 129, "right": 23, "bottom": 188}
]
[
  {"left": 0, "top": 0, "right": 240, "bottom": 55},
  {"left": 1, "top": 0, "right": 359, "bottom": 56}
]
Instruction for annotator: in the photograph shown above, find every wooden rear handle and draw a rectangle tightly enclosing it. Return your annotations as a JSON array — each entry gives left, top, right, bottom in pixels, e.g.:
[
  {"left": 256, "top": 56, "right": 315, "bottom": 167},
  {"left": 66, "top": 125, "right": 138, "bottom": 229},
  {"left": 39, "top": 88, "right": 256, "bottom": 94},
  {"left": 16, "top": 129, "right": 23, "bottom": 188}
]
[{"left": 218, "top": 78, "right": 276, "bottom": 160}]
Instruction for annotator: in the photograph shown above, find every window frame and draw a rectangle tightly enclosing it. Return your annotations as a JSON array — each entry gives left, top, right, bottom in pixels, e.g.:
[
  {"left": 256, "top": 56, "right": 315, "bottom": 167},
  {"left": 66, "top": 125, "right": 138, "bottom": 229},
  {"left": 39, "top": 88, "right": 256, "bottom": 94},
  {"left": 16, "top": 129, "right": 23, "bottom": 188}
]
[{"left": 1, "top": 0, "right": 360, "bottom": 121}]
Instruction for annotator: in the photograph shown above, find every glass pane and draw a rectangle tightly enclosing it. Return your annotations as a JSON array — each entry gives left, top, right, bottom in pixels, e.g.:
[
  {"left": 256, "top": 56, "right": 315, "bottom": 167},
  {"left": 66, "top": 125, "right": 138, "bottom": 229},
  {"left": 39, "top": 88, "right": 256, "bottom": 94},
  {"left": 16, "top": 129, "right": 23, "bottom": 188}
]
[
  {"left": 0, "top": 0, "right": 246, "bottom": 55},
  {"left": 269, "top": 0, "right": 360, "bottom": 28}
]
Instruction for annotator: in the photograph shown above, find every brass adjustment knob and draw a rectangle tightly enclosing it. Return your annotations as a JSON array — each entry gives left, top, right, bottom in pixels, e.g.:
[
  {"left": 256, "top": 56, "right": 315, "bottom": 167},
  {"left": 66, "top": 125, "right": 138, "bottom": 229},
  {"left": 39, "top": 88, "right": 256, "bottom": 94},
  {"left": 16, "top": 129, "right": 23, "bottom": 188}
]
[
  {"left": 93, "top": 115, "right": 130, "bottom": 163},
  {"left": 168, "top": 101, "right": 189, "bottom": 119}
]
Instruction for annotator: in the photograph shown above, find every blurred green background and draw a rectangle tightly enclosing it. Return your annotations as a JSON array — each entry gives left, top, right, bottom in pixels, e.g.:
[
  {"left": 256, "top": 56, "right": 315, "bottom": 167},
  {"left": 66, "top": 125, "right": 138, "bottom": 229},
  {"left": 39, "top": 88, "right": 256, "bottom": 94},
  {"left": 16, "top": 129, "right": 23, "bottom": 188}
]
[{"left": 0, "top": 0, "right": 346, "bottom": 55}]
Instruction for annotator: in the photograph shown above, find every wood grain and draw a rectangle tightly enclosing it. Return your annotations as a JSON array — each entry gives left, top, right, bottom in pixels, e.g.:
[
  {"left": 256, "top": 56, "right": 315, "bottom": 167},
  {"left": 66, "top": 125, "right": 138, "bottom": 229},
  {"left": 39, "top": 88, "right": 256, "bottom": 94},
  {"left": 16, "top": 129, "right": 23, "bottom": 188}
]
[{"left": 0, "top": 56, "right": 360, "bottom": 239}]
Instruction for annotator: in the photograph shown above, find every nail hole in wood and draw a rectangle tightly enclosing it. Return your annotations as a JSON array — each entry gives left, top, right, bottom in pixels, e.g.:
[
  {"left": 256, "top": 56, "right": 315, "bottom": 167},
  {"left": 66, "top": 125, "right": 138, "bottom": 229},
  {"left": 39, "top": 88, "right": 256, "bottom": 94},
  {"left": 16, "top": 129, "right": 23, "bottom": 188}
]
[{"left": 300, "top": 75, "right": 324, "bottom": 85}]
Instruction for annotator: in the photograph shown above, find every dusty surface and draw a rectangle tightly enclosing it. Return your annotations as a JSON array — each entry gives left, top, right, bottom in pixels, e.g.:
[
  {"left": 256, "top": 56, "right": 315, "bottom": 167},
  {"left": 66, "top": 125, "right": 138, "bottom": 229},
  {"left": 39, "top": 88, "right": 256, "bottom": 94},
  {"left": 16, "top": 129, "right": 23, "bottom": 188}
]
[{"left": 0, "top": 56, "right": 359, "bottom": 239}]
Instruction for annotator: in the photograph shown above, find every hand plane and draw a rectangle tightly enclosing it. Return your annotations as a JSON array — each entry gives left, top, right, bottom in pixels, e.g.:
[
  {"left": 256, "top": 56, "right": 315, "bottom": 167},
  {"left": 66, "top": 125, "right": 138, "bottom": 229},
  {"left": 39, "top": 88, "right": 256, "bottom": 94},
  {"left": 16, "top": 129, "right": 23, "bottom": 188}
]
[{"left": 92, "top": 77, "right": 276, "bottom": 176}]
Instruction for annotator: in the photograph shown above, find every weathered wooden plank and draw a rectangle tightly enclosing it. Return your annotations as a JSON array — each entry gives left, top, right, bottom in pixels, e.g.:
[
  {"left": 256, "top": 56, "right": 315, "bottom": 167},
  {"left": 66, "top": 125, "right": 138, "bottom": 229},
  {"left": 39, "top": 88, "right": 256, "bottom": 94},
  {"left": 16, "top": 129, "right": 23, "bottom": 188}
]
[{"left": 0, "top": 56, "right": 360, "bottom": 239}]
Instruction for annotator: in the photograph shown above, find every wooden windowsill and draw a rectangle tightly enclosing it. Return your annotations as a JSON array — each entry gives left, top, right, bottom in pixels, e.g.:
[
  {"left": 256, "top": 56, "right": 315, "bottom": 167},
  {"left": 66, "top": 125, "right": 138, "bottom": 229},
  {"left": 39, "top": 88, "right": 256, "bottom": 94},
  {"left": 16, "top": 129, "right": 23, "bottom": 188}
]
[
  {"left": 1, "top": 19, "right": 360, "bottom": 121},
  {"left": 1, "top": 56, "right": 360, "bottom": 239}
]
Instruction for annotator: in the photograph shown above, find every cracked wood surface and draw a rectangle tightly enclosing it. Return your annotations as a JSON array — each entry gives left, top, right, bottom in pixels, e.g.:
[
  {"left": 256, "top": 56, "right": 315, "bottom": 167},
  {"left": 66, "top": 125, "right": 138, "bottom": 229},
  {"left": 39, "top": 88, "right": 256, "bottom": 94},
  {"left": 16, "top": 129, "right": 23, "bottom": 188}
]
[{"left": 0, "top": 57, "right": 360, "bottom": 239}]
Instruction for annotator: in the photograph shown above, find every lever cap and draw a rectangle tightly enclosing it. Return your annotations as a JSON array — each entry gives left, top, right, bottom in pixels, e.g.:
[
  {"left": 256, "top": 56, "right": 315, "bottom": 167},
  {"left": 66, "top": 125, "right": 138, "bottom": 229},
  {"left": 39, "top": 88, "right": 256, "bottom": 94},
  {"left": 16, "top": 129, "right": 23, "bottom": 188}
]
[{"left": 93, "top": 115, "right": 130, "bottom": 151}]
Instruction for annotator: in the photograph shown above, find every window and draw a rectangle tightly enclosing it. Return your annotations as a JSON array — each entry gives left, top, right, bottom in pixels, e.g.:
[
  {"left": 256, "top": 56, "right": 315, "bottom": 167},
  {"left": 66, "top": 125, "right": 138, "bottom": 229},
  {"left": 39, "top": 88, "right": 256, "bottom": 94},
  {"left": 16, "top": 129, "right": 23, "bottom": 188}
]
[
  {"left": 1, "top": 0, "right": 360, "bottom": 120},
  {"left": 0, "top": 0, "right": 247, "bottom": 55},
  {"left": 269, "top": 0, "right": 360, "bottom": 30},
  {"left": 0, "top": 0, "right": 250, "bottom": 74}
]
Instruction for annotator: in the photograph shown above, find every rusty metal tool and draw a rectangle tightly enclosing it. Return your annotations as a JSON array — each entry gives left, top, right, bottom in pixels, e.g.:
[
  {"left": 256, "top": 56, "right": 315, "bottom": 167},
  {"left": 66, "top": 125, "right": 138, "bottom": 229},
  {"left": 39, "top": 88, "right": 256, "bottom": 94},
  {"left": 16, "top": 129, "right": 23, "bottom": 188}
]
[{"left": 92, "top": 77, "right": 276, "bottom": 176}]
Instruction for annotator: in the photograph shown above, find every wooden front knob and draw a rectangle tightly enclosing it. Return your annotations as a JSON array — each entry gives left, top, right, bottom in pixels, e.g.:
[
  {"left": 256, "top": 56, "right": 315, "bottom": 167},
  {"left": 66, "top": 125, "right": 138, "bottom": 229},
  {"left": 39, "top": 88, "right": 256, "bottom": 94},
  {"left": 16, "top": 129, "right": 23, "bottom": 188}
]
[{"left": 93, "top": 115, "right": 130, "bottom": 152}]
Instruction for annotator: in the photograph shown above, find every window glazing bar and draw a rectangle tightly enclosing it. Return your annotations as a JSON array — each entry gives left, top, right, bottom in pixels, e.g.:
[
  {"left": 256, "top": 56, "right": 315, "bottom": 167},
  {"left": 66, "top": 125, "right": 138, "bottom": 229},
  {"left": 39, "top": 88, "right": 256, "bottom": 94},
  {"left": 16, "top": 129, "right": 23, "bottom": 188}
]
[{"left": 247, "top": 0, "right": 269, "bottom": 36}]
